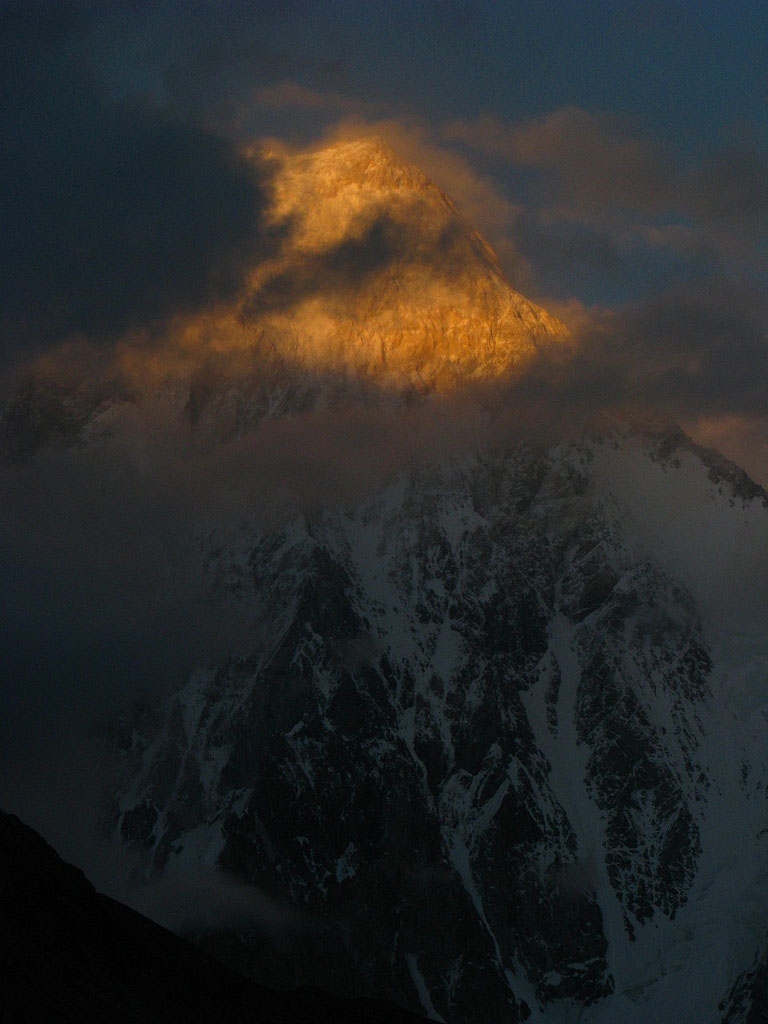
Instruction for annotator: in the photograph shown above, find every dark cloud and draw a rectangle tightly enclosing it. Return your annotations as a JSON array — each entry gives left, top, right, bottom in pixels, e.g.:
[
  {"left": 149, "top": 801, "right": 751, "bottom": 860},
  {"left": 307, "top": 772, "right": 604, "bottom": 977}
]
[
  {"left": 615, "top": 279, "right": 768, "bottom": 414},
  {"left": 511, "top": 212, "right": 704, "bottom": 306},
  {"left": 244, "top": 214, "right": 413, "bottom": 317},
  {"left": 0, "top": 427, "right": 256, "bottom": 754},
  {"left": 508, "top": 277, "right": 768, "bottom": 435},
  {"left": 80, "top": 1, "right": 358, "bottom": 140},
  {"left": 244, "top": 212, "right": 473, "bottom": 318},
  {"left": 147, "top": 13, "right": 293, "bottom": 125},
  {"left": 0, "top": 1, "right": 279, "bottom": 361},
  {"left": 443, "top": 108, "right": 677, "bottom": 214},
  {"left": 689, "top": 142, "right": 768, "bottom": 235},
  {"left": 440, "top": 106, "right": 768, "bottom": 314},
  {"left": 446, "top": 107, "right": 768, "bottom": 234},
  {"left": 513, "top": 109, "right": 768, "bottom": 255}
]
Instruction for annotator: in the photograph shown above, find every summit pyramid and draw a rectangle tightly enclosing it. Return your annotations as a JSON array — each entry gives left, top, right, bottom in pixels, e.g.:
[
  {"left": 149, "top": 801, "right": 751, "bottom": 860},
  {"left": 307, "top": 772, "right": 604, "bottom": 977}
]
[
  {"left": 1, "top": 137, "right": 568, "bottom": 452},
  {"left": 241, "top": 136, "right": 567, "bottom": 390}
]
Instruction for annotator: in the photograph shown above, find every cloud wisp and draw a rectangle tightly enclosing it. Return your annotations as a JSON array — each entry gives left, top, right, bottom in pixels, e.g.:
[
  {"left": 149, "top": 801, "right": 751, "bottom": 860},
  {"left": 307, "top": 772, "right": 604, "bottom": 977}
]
[{"left": 440, "top": 107, "right": 768, "bottom": 300}]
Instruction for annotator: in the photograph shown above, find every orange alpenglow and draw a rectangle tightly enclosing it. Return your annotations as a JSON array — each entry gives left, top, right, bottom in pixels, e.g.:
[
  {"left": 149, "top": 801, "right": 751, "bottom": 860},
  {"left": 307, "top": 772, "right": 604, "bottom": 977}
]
[
  {"left": 154, "top": 137, "right": 568, "bottom": 398},
  {"left": 240, "top": 136, "right": 568, "bottom": 391}
]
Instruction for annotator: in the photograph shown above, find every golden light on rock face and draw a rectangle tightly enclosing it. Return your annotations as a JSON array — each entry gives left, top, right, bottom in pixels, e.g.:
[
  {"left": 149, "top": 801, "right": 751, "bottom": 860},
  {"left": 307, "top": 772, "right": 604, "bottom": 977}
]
[
  {"left": 235, "top": 136, "right": 569, "bottom": 391},
  {"left": 133, "top": 136, "right": 569, "bottom": 397},
  {"left": 22, "top": 137, "right": 570, "bottom": 410}
]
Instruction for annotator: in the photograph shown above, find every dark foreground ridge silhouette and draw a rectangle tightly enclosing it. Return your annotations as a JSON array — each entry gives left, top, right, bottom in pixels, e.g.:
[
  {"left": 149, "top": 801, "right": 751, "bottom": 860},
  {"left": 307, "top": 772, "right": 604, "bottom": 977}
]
[{"left": 0, "top": 809, "right": 431, "bottom": 1024}]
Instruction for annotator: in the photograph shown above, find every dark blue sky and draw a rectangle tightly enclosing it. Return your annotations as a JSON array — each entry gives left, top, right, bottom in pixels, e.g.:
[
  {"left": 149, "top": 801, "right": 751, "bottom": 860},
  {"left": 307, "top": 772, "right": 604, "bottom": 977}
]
[
  {"left": 257, "top": 0, "right": 767, "bottom": 150},
  {"left": 96, "top": 1, "right": 768, "bottom": 149}
]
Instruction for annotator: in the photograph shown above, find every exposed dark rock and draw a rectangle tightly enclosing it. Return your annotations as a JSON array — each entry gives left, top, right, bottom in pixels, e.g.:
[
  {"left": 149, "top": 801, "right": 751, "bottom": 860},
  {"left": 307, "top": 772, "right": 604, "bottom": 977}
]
[{"left": 0, "top": 809, "right": 431, "bottom": 1024}]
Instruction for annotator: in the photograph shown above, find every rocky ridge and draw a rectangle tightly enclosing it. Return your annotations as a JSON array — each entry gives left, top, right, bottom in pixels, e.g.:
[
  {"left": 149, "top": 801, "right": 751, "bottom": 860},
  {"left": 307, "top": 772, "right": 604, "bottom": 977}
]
[{"left": 106, "top": 427, "right": 768, "bottom": 1024}]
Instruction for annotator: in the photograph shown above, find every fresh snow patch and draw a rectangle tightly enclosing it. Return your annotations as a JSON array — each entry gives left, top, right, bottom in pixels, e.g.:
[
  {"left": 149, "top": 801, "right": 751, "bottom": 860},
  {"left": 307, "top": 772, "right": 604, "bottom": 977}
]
[{"left": 405, "top": 952, "right": 445, "bottom": 1022}]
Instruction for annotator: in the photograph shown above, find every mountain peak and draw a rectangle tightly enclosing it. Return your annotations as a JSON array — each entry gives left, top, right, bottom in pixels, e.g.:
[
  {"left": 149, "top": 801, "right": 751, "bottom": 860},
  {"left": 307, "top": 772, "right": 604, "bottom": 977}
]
[
  {"left": 1, "top": 138, "right": 571, "bottom": 453},
  {"left": 232, "top": 136, "right": 568, "bottom": 392},
  {"left": 275, "top": 135, "right": 434, "bottom": 195}
]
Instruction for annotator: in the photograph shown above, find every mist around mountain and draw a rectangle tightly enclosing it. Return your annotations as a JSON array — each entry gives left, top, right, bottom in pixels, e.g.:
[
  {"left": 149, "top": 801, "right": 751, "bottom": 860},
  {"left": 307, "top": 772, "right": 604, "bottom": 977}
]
[{"left": 2, "top": 139, "right": 768, "bottom": 1023}]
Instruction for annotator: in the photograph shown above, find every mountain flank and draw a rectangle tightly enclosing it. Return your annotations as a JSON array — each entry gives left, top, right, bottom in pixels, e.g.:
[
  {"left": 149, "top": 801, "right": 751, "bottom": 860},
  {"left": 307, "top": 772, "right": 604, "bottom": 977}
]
[{"left": 0, "top": 809, "right": 430, "bottom": 1024}]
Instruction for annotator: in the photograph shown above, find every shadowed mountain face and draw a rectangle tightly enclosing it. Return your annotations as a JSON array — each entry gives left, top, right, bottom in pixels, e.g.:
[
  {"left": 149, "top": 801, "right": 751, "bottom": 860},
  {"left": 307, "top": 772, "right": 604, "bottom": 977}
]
[
  {"left": 0, "top": 809, "right": 430, "bottom": 1024},
  {"left": 102, "top": 426, "right": 768, "bottom": 1024}
]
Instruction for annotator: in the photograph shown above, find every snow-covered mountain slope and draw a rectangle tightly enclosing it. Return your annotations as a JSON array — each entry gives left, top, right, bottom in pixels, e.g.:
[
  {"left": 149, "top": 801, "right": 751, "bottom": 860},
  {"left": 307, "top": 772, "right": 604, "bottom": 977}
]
[{"left": 105, "top": 426, "right": 768, "bottom": 1024}]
